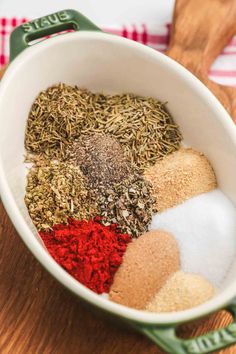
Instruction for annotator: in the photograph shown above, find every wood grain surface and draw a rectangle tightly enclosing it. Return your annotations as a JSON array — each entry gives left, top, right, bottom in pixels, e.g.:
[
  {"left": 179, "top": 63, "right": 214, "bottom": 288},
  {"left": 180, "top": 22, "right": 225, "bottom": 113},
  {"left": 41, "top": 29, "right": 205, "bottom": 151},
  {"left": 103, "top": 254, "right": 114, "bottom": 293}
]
[
  {"left": 1, "top": 0, "right": 236, "bottom": 352},
  {"left": 167, "top": 0, "right": 236, "bottom": 122}
]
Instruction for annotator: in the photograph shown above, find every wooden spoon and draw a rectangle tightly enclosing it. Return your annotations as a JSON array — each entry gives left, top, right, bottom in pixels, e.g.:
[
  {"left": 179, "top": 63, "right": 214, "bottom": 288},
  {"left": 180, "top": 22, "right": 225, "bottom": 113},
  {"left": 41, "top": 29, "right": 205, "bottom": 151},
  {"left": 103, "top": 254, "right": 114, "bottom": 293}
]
[{"left": 167, "top": 0, "right": 236, "bottom": 121}]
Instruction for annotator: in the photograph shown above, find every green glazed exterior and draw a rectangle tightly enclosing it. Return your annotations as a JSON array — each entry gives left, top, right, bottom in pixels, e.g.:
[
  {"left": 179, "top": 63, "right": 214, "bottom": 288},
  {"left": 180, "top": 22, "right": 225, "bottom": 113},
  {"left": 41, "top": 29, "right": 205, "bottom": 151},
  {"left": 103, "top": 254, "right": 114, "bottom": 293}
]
[
  {"left": 9, "top": 9, "right": 100, "bottom": 61},
  {"left": 8, "top": 9, "right": 236, "bottom": 354},
  {"left": 134, "top": 298, "right": 236, "bottom": 353}
]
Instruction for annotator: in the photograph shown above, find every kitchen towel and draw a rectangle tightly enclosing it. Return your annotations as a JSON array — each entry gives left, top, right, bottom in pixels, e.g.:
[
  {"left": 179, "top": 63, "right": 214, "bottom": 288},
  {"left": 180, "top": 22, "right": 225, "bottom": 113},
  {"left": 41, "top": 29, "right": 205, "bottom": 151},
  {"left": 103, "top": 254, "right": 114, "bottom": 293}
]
[{"left": 1, "top": 17, "right": 236, "bottom": 87}]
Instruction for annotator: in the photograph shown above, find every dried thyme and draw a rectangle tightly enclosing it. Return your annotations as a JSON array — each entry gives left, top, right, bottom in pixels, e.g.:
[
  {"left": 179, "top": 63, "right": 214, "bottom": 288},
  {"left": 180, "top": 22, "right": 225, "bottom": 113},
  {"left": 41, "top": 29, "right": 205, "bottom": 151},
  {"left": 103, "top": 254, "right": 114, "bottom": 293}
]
[
  {"left": 104, "top": 94, "right": 182, "bottom": 170},
  {"left": 25, "top": 84, "right": 182, "bottom": 170},
  {"left": 25, "top": 159, "right": 96, "bottom": 230},
  {"left": 96, "top": 173, "right": 157, "bottom": 237},
  {"left": 67, "top": 133, "right": 132, "bottom": 189}
]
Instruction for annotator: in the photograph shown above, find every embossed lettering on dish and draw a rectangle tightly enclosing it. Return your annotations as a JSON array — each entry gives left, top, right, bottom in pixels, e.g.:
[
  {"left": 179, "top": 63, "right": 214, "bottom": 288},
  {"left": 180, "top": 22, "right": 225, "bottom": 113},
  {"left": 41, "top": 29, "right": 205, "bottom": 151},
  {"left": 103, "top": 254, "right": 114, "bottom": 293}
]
[
  {"left": 22, "top": 11, "right": 71, "bottom": 33},
  {"left": 183, "top": 324, "right": 236, "bottom": 354}
]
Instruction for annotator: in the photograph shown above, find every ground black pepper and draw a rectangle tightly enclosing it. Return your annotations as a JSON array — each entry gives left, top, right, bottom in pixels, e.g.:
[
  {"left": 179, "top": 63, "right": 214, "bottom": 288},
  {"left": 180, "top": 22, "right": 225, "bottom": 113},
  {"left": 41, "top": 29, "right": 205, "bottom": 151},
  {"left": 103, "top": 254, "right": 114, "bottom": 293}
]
[{"left": 67, "top": 133, "right": 132, "bottom": 189}]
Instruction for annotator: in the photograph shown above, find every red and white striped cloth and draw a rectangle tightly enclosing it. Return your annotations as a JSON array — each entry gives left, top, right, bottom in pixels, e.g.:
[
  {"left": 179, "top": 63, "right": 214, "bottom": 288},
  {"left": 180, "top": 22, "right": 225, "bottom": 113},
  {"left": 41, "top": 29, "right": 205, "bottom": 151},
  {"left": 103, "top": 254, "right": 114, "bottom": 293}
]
[{"left": 1, "top": 17, "right": 236, "bottom": 87}]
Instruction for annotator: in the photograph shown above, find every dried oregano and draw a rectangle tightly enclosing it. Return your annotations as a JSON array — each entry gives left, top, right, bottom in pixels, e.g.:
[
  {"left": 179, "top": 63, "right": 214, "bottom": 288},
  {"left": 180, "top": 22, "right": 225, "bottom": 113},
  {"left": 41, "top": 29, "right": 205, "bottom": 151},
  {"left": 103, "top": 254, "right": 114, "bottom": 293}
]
[
  {"left": 96, "top": 173, "right": 157, "bottom": 237},
  {"left": 25, "top": 83, "right": 182, "bottom": 170},
  {"left": 25, "top": 159, "right": 96, "bottom": 230}
]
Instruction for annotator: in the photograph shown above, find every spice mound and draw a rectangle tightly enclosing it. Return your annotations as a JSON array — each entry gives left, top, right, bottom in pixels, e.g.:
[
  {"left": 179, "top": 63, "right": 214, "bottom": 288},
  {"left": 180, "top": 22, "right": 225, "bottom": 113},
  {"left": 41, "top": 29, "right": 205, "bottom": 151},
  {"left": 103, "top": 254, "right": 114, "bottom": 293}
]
[
  {"left": 149, "top": 189, "right": 236, "bottom": 287},
  {"left": 144, "top": 148, "right": 217, "bottom": 211},
  {"left": 39, "top": 217, "right": 132, "bottom": 294},
  {"left": 67, "top": 133, "right": 131, "bottom": 189},
  {"left": 25, "top": 84, "right": 92, "bottom": 159},
  {"left": 146, "top": 271, "right": 215, "bottom": 313},
  {"left": 104, "top": 93, "right": 182, "bottom": 170},
  {"left": 25, "top": 84, "right": 182, "bottom": 170},
  {"left": 25, "top": 160, "right": 95, "bottom": 230},
  {"left": 97, "top": 173, "right": 157, "bottom": 238},
  {"left": 109, "top": 230, "right": 180, "bottom": 309}
]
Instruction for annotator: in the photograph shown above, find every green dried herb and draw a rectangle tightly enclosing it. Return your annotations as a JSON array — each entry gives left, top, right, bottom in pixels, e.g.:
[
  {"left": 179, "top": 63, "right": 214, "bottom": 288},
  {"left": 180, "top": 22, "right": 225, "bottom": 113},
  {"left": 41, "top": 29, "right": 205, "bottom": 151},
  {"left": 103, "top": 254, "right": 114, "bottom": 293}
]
[
  {"left": 25, "top": 159, "right": 96, "bottom": 230},
  {"left": 96, "top": 173, "right": 157, "bottom": 238},
  {"left": 25, "top": 84, "right": 182, "bottom": 170}
]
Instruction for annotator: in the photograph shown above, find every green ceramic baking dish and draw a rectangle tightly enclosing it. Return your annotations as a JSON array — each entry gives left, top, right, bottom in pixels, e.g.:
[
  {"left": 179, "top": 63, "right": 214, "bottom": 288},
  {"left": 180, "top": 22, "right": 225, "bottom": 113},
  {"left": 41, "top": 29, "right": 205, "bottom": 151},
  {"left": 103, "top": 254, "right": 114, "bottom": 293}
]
[{"left": 1, "top": 9, "right": 236, "bottom": 354}]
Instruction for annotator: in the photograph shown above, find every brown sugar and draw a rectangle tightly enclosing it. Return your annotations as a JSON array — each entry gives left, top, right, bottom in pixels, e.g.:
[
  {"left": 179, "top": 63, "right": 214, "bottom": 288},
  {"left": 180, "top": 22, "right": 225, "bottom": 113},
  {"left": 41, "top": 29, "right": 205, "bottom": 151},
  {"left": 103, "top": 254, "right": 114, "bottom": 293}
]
[
  {"left": 146, "top": 271, "right": 215, "bottom": 313},
  {"left": 144, "top": 148, "right": 217, "bottom": 211},
  {"left": 109, "top": 230, "right": 180, "bottom": 309}
]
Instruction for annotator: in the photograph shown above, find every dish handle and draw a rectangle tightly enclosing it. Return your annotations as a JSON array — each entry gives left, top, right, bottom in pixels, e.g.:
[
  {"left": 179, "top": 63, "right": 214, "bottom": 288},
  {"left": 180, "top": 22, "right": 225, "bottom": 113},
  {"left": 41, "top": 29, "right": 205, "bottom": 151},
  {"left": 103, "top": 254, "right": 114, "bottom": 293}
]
[
  {"left": 9, "top": 9, "right": 101, "bottom": 62},
  {"left": 134, "top": 298, "right": 236, "bottom": 354}
]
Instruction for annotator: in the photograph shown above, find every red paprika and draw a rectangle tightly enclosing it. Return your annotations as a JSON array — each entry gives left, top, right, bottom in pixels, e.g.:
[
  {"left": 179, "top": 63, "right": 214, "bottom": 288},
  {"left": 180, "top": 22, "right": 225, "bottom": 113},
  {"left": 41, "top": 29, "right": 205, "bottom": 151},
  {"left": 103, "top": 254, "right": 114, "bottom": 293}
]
[{"left": 39, "top": 217, "right": 132, "bottom": 294}]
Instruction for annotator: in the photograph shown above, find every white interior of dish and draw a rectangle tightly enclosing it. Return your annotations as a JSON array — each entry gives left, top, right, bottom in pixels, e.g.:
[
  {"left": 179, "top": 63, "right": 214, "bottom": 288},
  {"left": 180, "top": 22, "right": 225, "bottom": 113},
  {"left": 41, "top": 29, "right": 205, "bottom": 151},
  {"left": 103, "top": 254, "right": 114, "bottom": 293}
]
[{"left": 1, "top": 31, "right": 236, "bottom": 324}]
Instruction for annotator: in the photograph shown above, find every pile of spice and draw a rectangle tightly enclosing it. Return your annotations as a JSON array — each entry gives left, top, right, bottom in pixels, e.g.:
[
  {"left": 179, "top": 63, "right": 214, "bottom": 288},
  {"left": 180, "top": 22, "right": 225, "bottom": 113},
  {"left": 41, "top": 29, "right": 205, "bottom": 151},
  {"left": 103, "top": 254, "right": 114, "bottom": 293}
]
[
  {"left": 145, "top": 271, "right": 215, "bottom": 313},
  {"left": 144, "top": 148, "right": 217, "bottom": 211},
  {"left": 67, "top": 133, "right": 132, "bottom": 189},
  {"left": 109, "top": 229, "right": 215, "bottom": 312},
  {"left": 25, "top": 83, "right": 182, "bottom": 170},
  {"left": 96, "top": 173, "right": 157, "bottom": 237},
  {"left": 40, "top": 217, "right": 132, "bottom": 294},
  {"left": 25, "top": 159, "right": 96, "bottom": 230},
  {"left": 103, "top": 93, "right": 182, "bottom": 170},
  {"left": 109, "top": 230, "right": 180, "bottom": 309},
  {"left": 149, "top": 189, "right": 236, "bottom": 287},
  {"left": 25, "top": 84, "right": 91, "bottom": 160}
]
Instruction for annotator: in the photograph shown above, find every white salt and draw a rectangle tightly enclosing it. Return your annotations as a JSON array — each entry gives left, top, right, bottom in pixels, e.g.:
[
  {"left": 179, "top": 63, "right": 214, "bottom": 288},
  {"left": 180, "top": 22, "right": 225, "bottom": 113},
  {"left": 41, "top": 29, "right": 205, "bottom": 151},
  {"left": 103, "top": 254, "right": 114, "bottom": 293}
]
[{"left": 149, "top": 189, "right": 236, "bottom": 287}]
